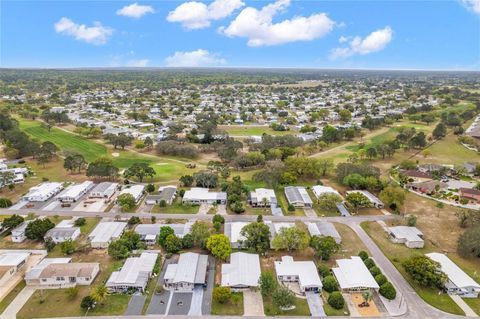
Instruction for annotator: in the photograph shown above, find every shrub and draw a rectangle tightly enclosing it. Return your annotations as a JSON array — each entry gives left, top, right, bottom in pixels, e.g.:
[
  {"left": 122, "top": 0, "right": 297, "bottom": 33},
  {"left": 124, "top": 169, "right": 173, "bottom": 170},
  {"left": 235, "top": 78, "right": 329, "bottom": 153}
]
[
  {"left": 159, "top": 200, "right": 167, "bottom": 207},
  {"left": 317, "top": 264, "right": 331, "bottom": 278},
  {"left": 287, "top": 204, "right": 295, "bottom": 212},
  {"left": 358, "top": 251, "right": 369, "bottom": 261},
  {"left": 322, "top": 275, "right": 339, "bottom": 293},
  {"left": 379, "top": 282, "right": 397, "bottom": 300},
  {"left": 212, "top": 214, "right": 225, "bottom": 224},
  {"left": 128, "top": 216, "right": 141, "bottom": 225},
  {"left": 213, "top": 287, "right": 231, "bottom": 304},
  {"left": 66, "top": 286, "right": 79, "bottom": 299},
  {"left": 80, "top": 296, "right": 95, "bottom": 309},
  {"left": 74, "top": 218, "right": 86, "bottom": 227},
  {"left": 328, "top": 291, "right": 345, "bottom": 310},
  {"left": 0, "top": 198, "right": 13, "bottom": 208},
  {"left": 145, "top": 184, "right": 155, "bottom": 193},
  {"left": 369, "top": 266, "right": 382, "bottom": 277},
  {"left": 375, "top": 274, "right": 388, "bottom": 286},
  {"left": 364, "top": 258, "right": 376, "bottom": 269}
]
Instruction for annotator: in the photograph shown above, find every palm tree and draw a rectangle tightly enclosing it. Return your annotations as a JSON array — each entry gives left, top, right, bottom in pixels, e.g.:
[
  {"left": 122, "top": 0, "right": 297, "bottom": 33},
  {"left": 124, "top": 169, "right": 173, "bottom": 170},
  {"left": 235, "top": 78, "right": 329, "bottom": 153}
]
[
  {"left": 90, "top": 285, "right": 109, "bottom": 305},
  {"left": 361, "top": 291, "right": 373, "bottom": 307}
]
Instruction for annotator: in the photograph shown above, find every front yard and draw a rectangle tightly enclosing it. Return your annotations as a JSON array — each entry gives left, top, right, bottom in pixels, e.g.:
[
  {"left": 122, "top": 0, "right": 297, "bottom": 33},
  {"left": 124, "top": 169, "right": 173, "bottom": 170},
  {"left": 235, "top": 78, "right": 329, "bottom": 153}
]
[{"left": 211, "top": 291, "right": 244, "bottom": 315}]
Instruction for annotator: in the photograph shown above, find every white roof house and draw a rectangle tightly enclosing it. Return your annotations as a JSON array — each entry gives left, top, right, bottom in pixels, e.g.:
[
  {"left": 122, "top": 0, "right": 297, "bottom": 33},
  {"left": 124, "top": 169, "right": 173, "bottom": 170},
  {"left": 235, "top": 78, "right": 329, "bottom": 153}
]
[
  {"left": 182, "top": 188, "right": 227, "bottom": 205},
  {"left": 45, "top": 224, "right": 80, "bottom": 244},
  {"left": 388, "top": 226, "right": 424, "bottom": 248},
  {"left": 135, "top": 222, "right": 194, "bottom": 243},
  {"left": 11, "top": 221, "right": 31, "bottom": 243},
  {"left": 23, "top": 182, "right": 63, "bottom": 202},
  {"left": 249, "top": 188, "right": 277, "bottom": 207},
  {"left": 306, "top": 222, "right": 342, "bottom": 244},
  {"left": 224, "top": 222, "right": 249, "bottom": 248},
  {"left": 274, "top": 256, "right": 322, "bottom": 292},
  {"left": 345, "top": 190, "right": 384, "bottom": 209},
  {"left": 89, "top": 182, "right": 118, "bottom": 200},
  {"left": 88, "top": 222, "right": 127, "bottom": 248},
  {"left": 426, "top": 253, "right": 480, "bottom": 298},
  {"left": 106, "top": 252, "right": 158, "bottom": 293},
  {"left": 0, "top": 251, "right": 31, "bottom": 282},
  {"left": 266, "top": 222, "right": 295, "bottom": 238},
  {"left": 56, "top": 181, "right": 94, "bottom": 203},
  {"left": 312, "top": 185, "right": 341, "bottom": 199},
  {"left": 332, "top": 256, "right": 380, "bottom": 291},
  {"left": 164, "top": 252, "right": 208, "bottom": 291},
  {"left": 221, "top": 252, "right": 261, "bottom": 288},
  {"left": 118, "top": 185, "right": 145, "bottom": 203},
  {"left": 284, "top": 186, "right": 313, "bottom": 208},
  {"left": 25, "top": 258, "right": 72, "bottom": 284}
]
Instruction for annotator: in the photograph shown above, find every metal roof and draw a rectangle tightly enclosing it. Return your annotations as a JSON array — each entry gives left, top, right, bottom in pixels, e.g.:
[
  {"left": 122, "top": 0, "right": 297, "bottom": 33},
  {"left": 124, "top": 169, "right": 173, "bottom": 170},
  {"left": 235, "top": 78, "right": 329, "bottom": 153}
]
[
  {"left": 89, "top": 222, "right": 127, "bottom": 244},
  {"left": 332, "top": 256, "right": 379, "bottom": 290},
  {"left": 427, "top": 253, "right": 480, "bottom": 289},
  {"left": 221, "top": 252, "right": 260, "bottom": 287}
]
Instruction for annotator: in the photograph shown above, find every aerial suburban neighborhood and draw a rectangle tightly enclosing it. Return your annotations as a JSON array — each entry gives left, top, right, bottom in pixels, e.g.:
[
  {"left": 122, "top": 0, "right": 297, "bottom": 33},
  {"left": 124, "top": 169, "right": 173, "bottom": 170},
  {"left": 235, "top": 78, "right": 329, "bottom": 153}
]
[{"left": 0, "top": 0, "right": 479, "bottom": 318}]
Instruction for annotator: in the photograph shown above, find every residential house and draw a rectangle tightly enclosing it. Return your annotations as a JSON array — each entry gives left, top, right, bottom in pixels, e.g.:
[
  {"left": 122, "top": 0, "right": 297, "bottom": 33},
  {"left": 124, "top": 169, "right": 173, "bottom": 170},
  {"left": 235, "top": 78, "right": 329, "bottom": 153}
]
[
  {"left": 145, "top": 186, "right": 177, "bottom": 205},
  {"left": 249, "top": 188, "right": 277, "bottom": 207},
  {"left": 23, "top": 182, "right": 63, "bottom": 202},
  {"left": 224, "top": 222, "right": 249, "bottom": 249},
  {"left": 56, "top": 181, "right": 94, "bottom": 203},
  {"left": 284, "top": 186, "right": 313, "bottom": 208},
  {"left": 89, "top": 182, "right": 118, "bottom": 201},
  {"left": 408, "top": 180, "right": 448, "bottom": 195},
  {"left": 45, "top": 220, "right": 81, "bottom": 244},
  {"left": 274, "top": 256, "right": 322, "bottom": 293},
  {"left": 306, "top": 222, "right": 342, "bottom": 244},
  {"left": 106, "top": 252, "right": 158, "bottom": 293},
  {"left": 0, "top": 251, "right": 31, "bottom": 287},
  {"left": 345, "top": 190, "right": 384, "bottom": 209},
  {"left": 118, "top": 184, "right": 145, "bottom": 203},
  {"left": 332, "top": 256, "right": 380, "bottom": 291},
  {"left": 312, "top": 185, "right": 341, "bottom": 199},
  {"left": 459, "top": 188, "right": 480, "bottom": 202},
  {"left": 88, "top": 222, "right": 127, "bottom": 248},
  {"left": 11, "top": 221, "right": 31, "bottom": 243},
  {"left": 164, "top": 252, "right": 208, "bottom": 291},
  {"left": 426, "top": 253, "right": 480, "bottom": 298},
  {"left": 388, "top": 226, "right": 424, "bottom": 248},
  {"left": 221, "top": 252, "right": 261, "bottom": 288},
  {"left": 135, "top": 222, "right": 193, "bottom": 245},
  {"left": 182, "top": 188, "right": 227, "bottom": 205}
]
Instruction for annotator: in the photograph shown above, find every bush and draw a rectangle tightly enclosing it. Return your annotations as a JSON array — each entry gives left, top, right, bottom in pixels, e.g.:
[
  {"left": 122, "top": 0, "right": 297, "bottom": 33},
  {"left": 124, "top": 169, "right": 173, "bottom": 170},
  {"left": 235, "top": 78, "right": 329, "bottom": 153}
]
[
  {"left": 0, "top": 198, "right": 13, "bottom": 208},
  {"left": 369, "top": 266, "right": 382, "bottom": 277},
  {"left": 213, "top": 286, "right": 231, "bottom": 304},
  {"left": 375, "top": 274, "right": 388, "bottom": 286},
  {"left": 328, "top": 291, "right": 345, "bottom": 310},
  {"left": 74, "top": 218, "right": 86, "bottom": 227},
  {"left": 145, "top": 184, "right": 155, "bottom": 193},
  {"left": 358, "top": 251, "right": 369, "bottom": 261},
  {"left": 379, "top": 282, "right": 396, "bottom": 300},
  {"left": 212, "top": 214, "right": 225, "bottom": 224},
  {"left": 128, "top": 216, "right": 141, "bottom": 225},
  {"left": 66, "top": 286, "right": 78, "bottom": 299},
  {"left": 287, "top": 204, "right": 295, "bottom": 212},
  {"left": 322, "top": 275, "right": 339, "bottom": 293},
  {"left": 317, "top": 264, "right": 331, "bottom": 278},
  {"left": 159, "top": 200, "right": 167, "bottom": 207},
  {"left": 364, "top": 258, "right": 376, "bottom": 269},
  {"left": 80, "top": 296, "right": 95, "bottom": 309}
]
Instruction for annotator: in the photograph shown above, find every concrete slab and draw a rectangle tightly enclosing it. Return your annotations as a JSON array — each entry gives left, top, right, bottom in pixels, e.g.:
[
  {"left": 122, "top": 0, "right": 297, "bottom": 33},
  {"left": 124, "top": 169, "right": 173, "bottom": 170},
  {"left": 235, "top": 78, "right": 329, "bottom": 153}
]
[
  {"left": 0, "top": 286, "right": 36, "bottom": 319},
  {"left": 168, "top": 292, "right": 192, "bottom": 315},
  {"left": 451, "top": 295, "right": 478, "bottom": 317},
  {"left": 188, "top": 287, "right": 204, "bottom": 315},
  {"left": 303, "top": 208, "right": 317, "bottom": 217},
  {"left": 124, "top": 294, "right": 145, "bottom": 315},
  {"left": 243, "top": 289, "right": 264, "bottom": 316},
  {"left": 146, "top": 290, "right": 170, "bottom": 315},
  {"left": 306, "top": 291, "right": 325, "bottom": 317}
]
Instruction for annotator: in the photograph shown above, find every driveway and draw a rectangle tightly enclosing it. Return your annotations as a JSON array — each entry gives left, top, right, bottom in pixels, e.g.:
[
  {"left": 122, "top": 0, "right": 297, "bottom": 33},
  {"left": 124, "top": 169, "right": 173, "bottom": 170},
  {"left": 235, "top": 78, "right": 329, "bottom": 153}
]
[
  {"left": 188, "top": 287, "right": 204, "bottom": 315},
  {"left": 145, "top": 255, "right": 178, "bottom": 315},
  {"left": 198, "top": 203, "right": 212, "bottom": 215},
  {"left": 303, "top": 208, "right": 317, "bottom": 217},
  {"left": 124, "top": 294, "right": 145, "bottom": 315},
  {"left": 217, "top": 204, "right": 227, "bottom": 215},
  {"left": 202, "top": 255, "right": 216, "bottom": 315},
  {"left": 305, "top": 291, "right": 325, "bottom": 317},
  {"left": 243, "top": 289, "right": 264, "bottom": 316},
  {"left": 168, "top": 292, "right": 192, "bottom": 315},
  {"left": 450, "top": 295, "right": 477, "bottom": 317},
  {"left": 0, "top": 286, "right": 36, "bottom": 319}
]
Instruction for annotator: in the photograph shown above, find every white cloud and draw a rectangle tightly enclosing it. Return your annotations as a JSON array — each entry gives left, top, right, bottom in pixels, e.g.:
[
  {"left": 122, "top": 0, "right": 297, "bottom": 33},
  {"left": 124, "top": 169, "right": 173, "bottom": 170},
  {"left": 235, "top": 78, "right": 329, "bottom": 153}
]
[
  {"left": 461, "top": 0, "right": 480, "bottom": 14},
  {"left": 54, "top": 17, "right": 113, "bottom": 45},
  {"left": 330, "top": 26, "right": 393, "bottom": 59},
  {"left": 220, "top": 0, "right": 334, "bottom": 46},
  {"left": 117, "top": 3, "right": 155, "bottom": 18},
  {"left": 165, "top": 49, "right": 226, "bottom": 67},
  {"left": 338, "top": 36, "right": 349, "bottom": 43},
  {"left": 167, "top": 0, "right": 244, "bottom": 30},
  {"left": 127, "top": 59, "right": 150, "bottom": 67}
]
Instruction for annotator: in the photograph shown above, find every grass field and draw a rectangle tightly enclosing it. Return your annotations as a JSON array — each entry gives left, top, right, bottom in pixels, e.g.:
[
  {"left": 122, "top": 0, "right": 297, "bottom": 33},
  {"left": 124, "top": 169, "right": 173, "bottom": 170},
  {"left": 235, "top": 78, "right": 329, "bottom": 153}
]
[
  {"left": 263, "top": 296, "right": 310, "bottom": 316},
  {"left": 151, "top": 198, "right": 199, "bottom": 214},
  {"left": 464, "top": 298, "right": 480, "bottom": 316},
  {"left": 211, "top": 292, "right": 244, "bottom": 315},
  {"left": 220, "top": 125, "right": 291, "bottom": 136},
  {"left": 361, "top": 221, "right": 466, "bottom": 316}
]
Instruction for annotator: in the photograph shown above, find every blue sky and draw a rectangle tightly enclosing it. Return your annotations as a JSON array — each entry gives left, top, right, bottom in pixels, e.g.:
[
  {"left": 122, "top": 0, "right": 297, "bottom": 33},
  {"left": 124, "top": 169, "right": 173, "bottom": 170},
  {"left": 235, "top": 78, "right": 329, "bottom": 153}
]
[{"left": 1, "top": 0, "right": 479, "bottom": 69}]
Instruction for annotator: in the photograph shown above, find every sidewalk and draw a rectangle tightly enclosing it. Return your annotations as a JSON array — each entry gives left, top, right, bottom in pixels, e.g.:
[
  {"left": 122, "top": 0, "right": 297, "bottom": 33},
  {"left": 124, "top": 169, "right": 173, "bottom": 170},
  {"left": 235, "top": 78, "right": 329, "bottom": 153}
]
[
  {"left": 0, "top": 287, "right": 36, "bottom": 319},
  {"left": 450, "top": 295, "right": 478, "bottom": 317}
]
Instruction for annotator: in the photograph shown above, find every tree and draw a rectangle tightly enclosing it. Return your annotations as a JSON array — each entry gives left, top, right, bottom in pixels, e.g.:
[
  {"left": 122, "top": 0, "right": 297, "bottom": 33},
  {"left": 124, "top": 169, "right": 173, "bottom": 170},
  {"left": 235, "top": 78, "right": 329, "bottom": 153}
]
[
  {"left": 90, "top": 285, "right": 109, "bottom": 304},
  {"left": 128, "top": 216, "right": 141, "bottom": 225},
  {"left": 108, "top": 239, "right": 130, "bottom": 259},
  {"left": 206, "top": 234, "right": 231, "bottom": 261},
  {"left": 212, "top": 214, "right": 225, "bottom": 225},
  {"left": 322, "top": 275, "right": 339, "bottom": 293},
  {"left": 64, "top": 154, "right": 87, "bottom": 173},
  {"left": 406, "top": 215, "right": 417, "bottom": 226},
  {"left": 402, "top": 255, "right": 447, "bottom": 288},
  {"left": 339, "top": 109, "right": 352, "bottom": 123},
  {"left": 369, "top": 266, "right": 382, "bottom": 277},
  {"left": 213, "top": 287, "right": 231, "bottom": 304},
  {"left": 182, "top": 233, "right": 194, "bottom": 249},
  {"left": 379, "top": 185, "right": 406, "bottom": 211},
  {"left": 74, "top": 218, "right": 86, "bottom": 227},
  {"left": 193, "top": 170, "right": 218, "bottom": 188},
  {"left": 317, "top": 264, "right": 331, "bottom": 278},
  {"left": 164, "top": 234, "right": 183, "bottom": 253},
  {"left": 259, "top": 271, "right": 277, "bottom": 297},
  {"left": 310, "top": 236, "right": 340, "bottom": 261},
  {"left": 0, "top": 198, "right": 12, "bottom": 208},
  {"left": 432, "top": 123, "right": 447, "bottom": 139},
  {"left": 327, "top": 291, "right": 345, "bottom": 310},
  {"left": 60, "top": 239, "right": 75, "bottom": 255},
  {"left": 317, "top": 193, "right": 343, "bottom": 212},
  {"left": 343, "top": 173, "right": 366, "bottom": 189},
  {"left": 2, "top": 214, "right": 24, "bottom": 230},
  {"left": 25, "top": 218, "right": 55, "bottom": 241},
  {"left": 379, "top": 282, "right": 396, "bottom": 300},
  {"left": 190, "top": 221, "right": 212, "bottom": 248},
  {"left": 271, "top": 227, "right": 309, "bottom": 251},
  {"left": 240, "top": 222, "right": 271, "bottom": 254},
  {"left": 458, "top": 225, "right": 480, "bottom": 258},
  {"left": 123, "top": 163, "right": 156, "bottom": 182},
  {"left": 106, "top": 133, "right": 133, "bottom": 150},
  {"left": 144, "top": 136, "right": 154, "bottom": 149},
  {"left": 179, "top": 175, "right": 194, "bottom": 187},
  {"left": 66, "top": 286, "right": 79, "bottom": 299},
  {"left": 80, "top": 296, "right": 95, "bottom": 310},
  {"left": 86, "top": 157, "right": 119, "bottom": 179},
  {"left": 272, "top": 285, "right": 295, "bottom": 309},
  {"left": 116, "top": 193, "right": 136, "bottom": 212},
  {"left": 364, "top": 258, "right": 376, "bottom": 269},
  {"left": 346, "top": 192, "right": 371, "bottom": 213},
  {"left": 158, "top": 226, "right": 175, "bottom": 247}
]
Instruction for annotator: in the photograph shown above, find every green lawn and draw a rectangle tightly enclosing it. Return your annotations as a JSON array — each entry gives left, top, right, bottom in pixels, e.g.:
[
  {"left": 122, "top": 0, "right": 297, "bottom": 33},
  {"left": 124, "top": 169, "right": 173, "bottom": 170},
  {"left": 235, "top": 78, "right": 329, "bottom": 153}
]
[
  {"left": 211, "top": 292, "right": 244, "bottom": 315},
  {"left": 263, "top": 296, "right": 310, "bottom": 316},
  {"left": 361, "top": 221, "right": 465, "bottom": 316},
  {"left": 322, "top": 292, "right": 350, "bottom": 316},
  {"left": 274, "top": 188, "right": 303, "bottom": 216},
  {"left": 151, "top": 198, "right": 199, "bottom": 214},
  {"left": 221, "top": 125, "right": 291, "bottom": 136},
  {"left": 80, "top": 217, "right": 101, "bottom": 234},
  {"left": 0, "top": 280, "right": 26, "bottom": 314}
]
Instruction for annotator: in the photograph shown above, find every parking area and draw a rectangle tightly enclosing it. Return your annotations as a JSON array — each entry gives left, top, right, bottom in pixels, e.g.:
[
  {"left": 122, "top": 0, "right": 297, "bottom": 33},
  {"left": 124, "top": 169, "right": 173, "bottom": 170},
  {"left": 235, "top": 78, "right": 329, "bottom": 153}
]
[
  {"left": 124, "top": 294, "right": 145, "bottom": 315},
  {"left": 168, "top": 292, "right": 193, "bottom": 315},
  {"left": 73, "top": 197, "right": 110, "bottom": 212}
]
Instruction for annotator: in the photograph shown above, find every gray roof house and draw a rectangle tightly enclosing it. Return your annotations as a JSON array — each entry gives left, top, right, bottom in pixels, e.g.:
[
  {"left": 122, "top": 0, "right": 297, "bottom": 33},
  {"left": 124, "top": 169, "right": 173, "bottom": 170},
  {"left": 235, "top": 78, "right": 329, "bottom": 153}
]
[
  {"left": 284, "top": 186, "right": 313, "bottom": 208},
  {"left": 306, "top": 222, "right": 342, "bottom": 244},
  {"left": 164, "top": 252, "right": 208, "bottom": 291},
  {"left": 145, "top": 186, "right": 177, "bottom": 205}
]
